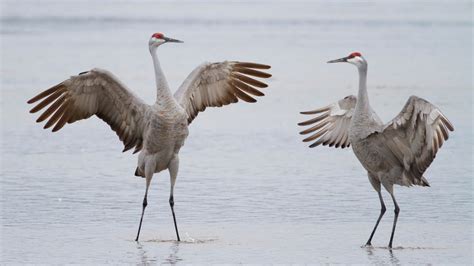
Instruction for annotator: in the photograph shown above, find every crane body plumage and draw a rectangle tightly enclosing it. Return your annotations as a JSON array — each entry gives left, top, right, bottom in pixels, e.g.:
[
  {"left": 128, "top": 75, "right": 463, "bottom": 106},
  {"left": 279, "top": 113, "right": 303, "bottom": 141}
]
[
  {"left": 28, "top": 33, "right": 271, "bottom": 242},
  {"left": 136, "top": 106, "right": 188, "bottom": 175},
  {"left": 299, "top": 52, "right": 453, "bottom": 248}
]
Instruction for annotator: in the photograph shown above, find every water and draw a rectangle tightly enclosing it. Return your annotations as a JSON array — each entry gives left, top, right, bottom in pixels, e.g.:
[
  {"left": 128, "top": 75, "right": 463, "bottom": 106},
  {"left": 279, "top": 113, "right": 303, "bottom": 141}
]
[{"left": 1, "top": 0, "right": 472, "bottom": 264}]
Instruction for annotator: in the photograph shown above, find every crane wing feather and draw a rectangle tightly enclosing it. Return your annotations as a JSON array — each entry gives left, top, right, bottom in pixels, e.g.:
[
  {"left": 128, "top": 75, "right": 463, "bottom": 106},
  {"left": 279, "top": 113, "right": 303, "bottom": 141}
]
[
  {"left": 368, "top": 96, "right": 454, "bottom": 186},
  {"left": 298, "top": 95, "right": 356, "bottom": 149},
  {"left": 173, "top": 61, "right": 271, "bottom": 124},
  {"left": 28, "top": 69, "right": 149, "bottom": 153}
]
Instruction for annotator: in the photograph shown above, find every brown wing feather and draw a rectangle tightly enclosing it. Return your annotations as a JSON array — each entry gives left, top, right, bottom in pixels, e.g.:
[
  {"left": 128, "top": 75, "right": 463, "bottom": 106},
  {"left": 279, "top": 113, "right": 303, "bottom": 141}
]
[
  {"left": 28, "top": 68, "right": 149, "bottom": 153},
  {"left": 174, "top": 61, "right": 272, "bottom": 124},
  {"left": 376, "top": 96, "right": 454, "bottom": 186},
  {"left": 298, "top": 95, "right": 357, "bottom": 149}
]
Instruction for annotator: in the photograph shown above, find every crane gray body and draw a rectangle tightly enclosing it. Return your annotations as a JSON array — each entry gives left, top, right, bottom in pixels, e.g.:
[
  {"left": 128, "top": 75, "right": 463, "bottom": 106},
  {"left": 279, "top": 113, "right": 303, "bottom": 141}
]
[
  {"left": 27, "top": 33, "right": 272, "bottom": 242},
  {"left": 136, "top": 104, "right": 188, "bottom": 177},
  {"left": 299, "top": 52, "right": 453, "bottom": 248}
]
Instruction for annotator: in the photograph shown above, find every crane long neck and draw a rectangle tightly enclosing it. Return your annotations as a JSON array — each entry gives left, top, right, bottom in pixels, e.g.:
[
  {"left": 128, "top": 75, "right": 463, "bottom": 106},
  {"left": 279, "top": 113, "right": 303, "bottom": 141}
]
[
  {"left": 150, "top": 47, "right": 175, "bottom": 107},
  {"left": 355, "top": 65, "right": 370, "bottom": 114}
]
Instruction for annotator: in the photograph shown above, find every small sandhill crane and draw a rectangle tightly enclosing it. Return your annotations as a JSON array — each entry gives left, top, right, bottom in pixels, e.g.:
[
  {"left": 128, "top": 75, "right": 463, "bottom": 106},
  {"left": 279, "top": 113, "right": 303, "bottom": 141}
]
[
  {"left": 298, "top": 52, "right": 453, "bottom": 248},
  {"left": 27, "top": 32, "right": 271, "bottom": 242}
]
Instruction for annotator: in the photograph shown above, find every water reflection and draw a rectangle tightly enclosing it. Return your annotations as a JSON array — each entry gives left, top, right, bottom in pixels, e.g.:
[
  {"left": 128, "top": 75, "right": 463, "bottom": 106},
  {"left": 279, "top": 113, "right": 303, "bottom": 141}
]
[
  {"left": 388, "top": 249, "right": 400, "bottom": 265},
  {"left": 163, "top": 242, "right": 182, "bottom": 265},
  {"left": 136, "top": 242, "right": 153, "bottom": 265},
  {"left": 136, "top": 241, "right": 182, "bottom": 265},
  {"left": 364, "top": 246, "right": 400, "bottom": 266}
]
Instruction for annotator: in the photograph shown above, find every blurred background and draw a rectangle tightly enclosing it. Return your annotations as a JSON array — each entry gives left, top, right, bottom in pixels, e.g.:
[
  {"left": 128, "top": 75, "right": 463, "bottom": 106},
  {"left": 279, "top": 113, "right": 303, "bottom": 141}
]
[{"left": 1, "top": 0, "right": 472, "bottom": 264}]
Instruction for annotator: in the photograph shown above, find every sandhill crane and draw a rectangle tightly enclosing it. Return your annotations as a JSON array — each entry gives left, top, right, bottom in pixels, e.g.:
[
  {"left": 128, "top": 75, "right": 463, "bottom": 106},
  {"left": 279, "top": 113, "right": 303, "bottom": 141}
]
[
  {"left": 298, "top": 52, "right": 453, "bottom": 248},
  {"left": 27, "top": 32, "right": 271, "bottom": 242}
]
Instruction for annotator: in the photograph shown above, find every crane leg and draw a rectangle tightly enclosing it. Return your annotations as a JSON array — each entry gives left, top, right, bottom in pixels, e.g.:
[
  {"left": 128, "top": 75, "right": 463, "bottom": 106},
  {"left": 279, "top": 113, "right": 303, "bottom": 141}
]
[
  {"left": 366, "top": 191, "right": 386, "bottom": 246},
  {"left": 135, "top": 167, "right": 153, "bottom": 241},
  {"left": 168, "top": 157, "right": 181, "bottom": 241},
  {"left": 388, "top": 192, "right": 400, "bottom": 248}
]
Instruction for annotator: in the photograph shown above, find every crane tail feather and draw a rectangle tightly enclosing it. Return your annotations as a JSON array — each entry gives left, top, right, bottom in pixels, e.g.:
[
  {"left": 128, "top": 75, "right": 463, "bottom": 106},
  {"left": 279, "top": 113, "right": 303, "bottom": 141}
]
[{"left": 134, "top": 167, "right": 145, "bottom": 177}]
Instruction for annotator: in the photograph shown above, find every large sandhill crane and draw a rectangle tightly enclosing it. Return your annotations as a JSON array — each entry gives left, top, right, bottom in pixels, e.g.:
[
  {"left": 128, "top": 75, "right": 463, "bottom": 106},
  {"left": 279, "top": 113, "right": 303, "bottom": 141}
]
[
  {"left": 28, "top": 32, "right": 271, "bottom": 241},
  {"left": 298, "top": 52, "right": 453, "bottom": 248}
]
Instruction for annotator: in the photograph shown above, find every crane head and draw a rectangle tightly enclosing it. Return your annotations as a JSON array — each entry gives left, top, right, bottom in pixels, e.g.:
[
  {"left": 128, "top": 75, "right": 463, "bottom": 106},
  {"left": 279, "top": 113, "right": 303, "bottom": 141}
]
[
  {"left": 149, "top": 32, "right": 183, "bottom": 48},
  {"left": 327, "top": 52, "right": 366, "bottom": 68}
]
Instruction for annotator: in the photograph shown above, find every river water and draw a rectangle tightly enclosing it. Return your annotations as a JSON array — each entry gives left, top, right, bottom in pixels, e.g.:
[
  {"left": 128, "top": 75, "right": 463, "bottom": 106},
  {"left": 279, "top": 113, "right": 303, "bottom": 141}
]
[{"left": 1, "top": 0, "right": 472, "bottom": 264}]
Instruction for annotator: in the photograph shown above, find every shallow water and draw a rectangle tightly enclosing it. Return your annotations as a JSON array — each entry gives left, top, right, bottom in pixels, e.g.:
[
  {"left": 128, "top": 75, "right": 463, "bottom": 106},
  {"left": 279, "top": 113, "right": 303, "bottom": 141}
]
[{"left": 1, "top": 0, "right": 473, "bottom": 264}]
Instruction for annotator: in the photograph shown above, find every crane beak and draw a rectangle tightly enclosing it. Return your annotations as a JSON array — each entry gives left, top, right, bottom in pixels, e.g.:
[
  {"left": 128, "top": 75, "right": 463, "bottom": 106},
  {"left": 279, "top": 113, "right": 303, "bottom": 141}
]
[
  {"left": 164, "top": 37, "right": 184, "bottom": 43},
  {"left": 327, "top": 57, "right": 348, "bottom": 63}
]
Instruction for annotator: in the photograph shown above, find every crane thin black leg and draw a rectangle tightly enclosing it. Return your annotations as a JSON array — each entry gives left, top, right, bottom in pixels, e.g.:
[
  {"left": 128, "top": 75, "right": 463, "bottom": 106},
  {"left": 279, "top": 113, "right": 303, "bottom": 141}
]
[
  {"left": 168, "top": 157, "right": 180, "bottom": 242},
  {"left": 135, "top": 195, "right": 148, "bottom": 241},
  {"left": 366, "top": 191, "right": 386, "bottom": 246},
  {"left": 135, "top": 176, "right": 152, "bottom": 242},
  {"left": 169, "top": 195, "right": 180, "bottom": 241},
  {"left": 388, "top": 193, "right": 400, "bottom": 248}
]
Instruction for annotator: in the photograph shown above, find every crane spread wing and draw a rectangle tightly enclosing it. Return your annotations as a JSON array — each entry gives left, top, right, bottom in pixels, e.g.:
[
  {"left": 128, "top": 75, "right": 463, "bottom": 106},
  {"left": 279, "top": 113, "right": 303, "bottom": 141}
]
[
  {"left": 298, "top": 95, "right": 357, "bottom": 148},
  {"left": 173, "top": 61, "right": 271, "bottom": 124},
  {"left": 369, "top": 96, "right": 454, "bottom": 186},
  {"left": 27, "top": 69, "right": 149, "bottom": 153}
]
